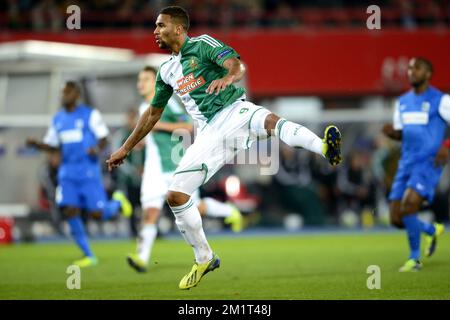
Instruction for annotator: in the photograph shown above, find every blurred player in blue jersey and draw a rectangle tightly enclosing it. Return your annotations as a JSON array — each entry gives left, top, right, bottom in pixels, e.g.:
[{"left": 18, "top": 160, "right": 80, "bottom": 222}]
[
  {"left": 27, "top": 81, "right": 132, "bottom": 267},
  {"left": 383, "top": 57, "right": 448, "bottom": 272}
]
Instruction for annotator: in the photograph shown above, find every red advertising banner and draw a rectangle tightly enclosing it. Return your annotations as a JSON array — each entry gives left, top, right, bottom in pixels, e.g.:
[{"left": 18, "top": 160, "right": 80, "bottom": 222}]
[{"left": 2, "top": 29, "right": 450, "bottom": 97}]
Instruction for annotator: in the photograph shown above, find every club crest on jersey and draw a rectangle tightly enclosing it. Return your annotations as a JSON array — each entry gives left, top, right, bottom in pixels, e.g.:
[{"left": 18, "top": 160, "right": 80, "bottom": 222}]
[
  {"left": 176, "top": 73, "right": 206, "bottom": 96},
  {"left": 422, "top": 102, "right": 430, "bottom": 112},
  {"left": 189, "top": 57, "right": 199, "bottom": 70}
]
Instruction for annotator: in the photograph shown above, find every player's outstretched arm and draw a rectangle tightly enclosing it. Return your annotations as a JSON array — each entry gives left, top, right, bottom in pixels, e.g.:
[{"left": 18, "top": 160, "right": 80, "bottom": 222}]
[
  {"left": 206, "top": 57, "right": 246, "bottom": 95},
  {"left": 153, "top": 121, "right": 193, "bottom": 133},
  {"left": 25, "top": 138, "right": 58, "bottom": 153},
  {"left": 107, "top": 106, "right": 164, "bottom": 171},
  {"left": 382, "top": 123, "right": 402, "bottom": 141}
]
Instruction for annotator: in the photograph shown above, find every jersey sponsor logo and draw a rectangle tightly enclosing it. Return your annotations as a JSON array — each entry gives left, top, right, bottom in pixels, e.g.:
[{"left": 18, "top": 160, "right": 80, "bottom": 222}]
[
  {"left": 176, "top": 73, "right": 206, "bottom": 96},
  {"left": 402, "top": 112, "right": 429, "bottom": 125},
  {"left": 217, "top": 48, "right": 233, "bottom": 60},
  {"left": 59, "top": 129, "right": 83, "bottom": 143}
]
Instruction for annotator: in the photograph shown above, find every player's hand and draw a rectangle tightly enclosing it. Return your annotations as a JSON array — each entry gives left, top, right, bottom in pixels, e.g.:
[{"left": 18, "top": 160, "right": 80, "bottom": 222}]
[
  {"left": 434, "top": 144, "right": 449, "bottom": 167},
  {"left": 381, "top": 123, "right": 402, "bottom": 140},
  {"left": 381, "top": 123, "right": 395, "bottom": 137},
  {"left": 206, "top": 75, "right": 234, "bottom": 95},
  {"left": 26, "top": 138, "right": 38, "bottom": 147},
  {"left": 106, "top": 147, "right": 128, "bottom": 171},
  {"left": 86, "top": 147, "right": 99, "bottom": 156}
]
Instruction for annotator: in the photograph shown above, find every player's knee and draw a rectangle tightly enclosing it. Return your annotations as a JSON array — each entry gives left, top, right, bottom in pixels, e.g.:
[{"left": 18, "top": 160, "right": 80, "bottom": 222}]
[
  {"left": 401, "top": 198, "right": 419, "bottom": 215},
  {"left": 264, "top": 113, "right": 280, "bottom": 135},
  {"left": 390, "top": 216, "right": 404, "bottom": 229},
  {"left": 197, "top": 201, "right": 206, "bottom": 216},
  {"left": 143, "top": 208, "right": 160, "bottom": 224},
  {"left": 166, "top": 190, "right": 190, "bottom": 207},
  {"left": 90, "top": 211, "right": 102, "bottom": 220},
  {"left": 63, "top": 207, "right": 79, "bottom": 218}
]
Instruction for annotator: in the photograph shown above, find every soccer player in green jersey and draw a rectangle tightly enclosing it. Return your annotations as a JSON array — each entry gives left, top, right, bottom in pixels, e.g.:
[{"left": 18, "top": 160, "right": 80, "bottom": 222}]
[
  {"left": 126, "top": 66, "right": 243, "bottom": 273},
  {"left": 107, "top": 6, "right": 342, "bottom": 289}
]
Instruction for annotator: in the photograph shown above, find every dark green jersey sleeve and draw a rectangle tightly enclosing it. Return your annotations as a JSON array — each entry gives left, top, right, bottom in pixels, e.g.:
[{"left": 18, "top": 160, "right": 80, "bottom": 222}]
[
  {"left": 200, "top": 35, "right": 240, "bottom": 67},
  {"left": 151, "top": 70, "right": 173, "bottom": 108}
]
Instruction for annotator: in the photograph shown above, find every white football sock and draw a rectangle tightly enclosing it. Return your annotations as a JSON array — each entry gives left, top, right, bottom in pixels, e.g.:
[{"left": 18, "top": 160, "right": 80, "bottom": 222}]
[
  {"left": 202, "top": 197, "right": 233, "bottom": 218},
  {"left": 137, "top": 224, "right": 157, "bottom": 264},
  {"left": 170, "top": 197, "right": 213, "bottom": 264},
  {"left": 275, "top": 119, "right": 324, "bottom": 156}
]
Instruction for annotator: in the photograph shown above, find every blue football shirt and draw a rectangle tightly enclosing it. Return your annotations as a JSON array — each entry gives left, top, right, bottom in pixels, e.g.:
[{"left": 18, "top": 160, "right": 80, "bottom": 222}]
[
  {"left": 43, "top": 104, "right": 109, "bottom": 180},
  {"left": 393, "top": 86, "right": 450, "bottom": 165}
]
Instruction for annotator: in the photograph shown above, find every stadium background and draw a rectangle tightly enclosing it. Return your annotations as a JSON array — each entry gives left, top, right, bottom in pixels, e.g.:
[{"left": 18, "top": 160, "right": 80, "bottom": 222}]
[{"left": 0, "top": 0, "right": 450, "bottom": 300}]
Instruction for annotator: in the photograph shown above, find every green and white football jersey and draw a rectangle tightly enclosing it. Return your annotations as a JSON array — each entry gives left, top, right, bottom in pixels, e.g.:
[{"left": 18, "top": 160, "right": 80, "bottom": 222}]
[
  {"left": 151, "top": 34, "right": 246, "bottom": 126},
  {"left": 139, "top": 96, "right": 189, "bottom": 173}
]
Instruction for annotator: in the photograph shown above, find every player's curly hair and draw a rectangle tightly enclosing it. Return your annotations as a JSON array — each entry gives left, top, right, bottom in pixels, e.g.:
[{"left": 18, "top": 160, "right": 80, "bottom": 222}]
[{"left": 159, "top": 6, "right": 190, "bottom": 31}]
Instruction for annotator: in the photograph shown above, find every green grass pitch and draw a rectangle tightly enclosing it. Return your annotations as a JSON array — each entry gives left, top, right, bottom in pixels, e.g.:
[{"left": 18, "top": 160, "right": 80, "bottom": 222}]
[{"left": 0, "top": 231, "right": 449, "bottom": 300}]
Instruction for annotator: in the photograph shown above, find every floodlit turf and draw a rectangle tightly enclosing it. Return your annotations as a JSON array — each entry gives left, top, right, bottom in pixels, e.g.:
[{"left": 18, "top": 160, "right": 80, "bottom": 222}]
[{"left": 0, "top": 231, "right": 449, "bottom": 300}]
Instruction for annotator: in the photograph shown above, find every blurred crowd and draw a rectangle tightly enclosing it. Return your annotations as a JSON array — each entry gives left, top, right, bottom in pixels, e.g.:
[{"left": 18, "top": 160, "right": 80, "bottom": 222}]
[{"left": 1, "top": 0, "right": 450, "bottom": 31}]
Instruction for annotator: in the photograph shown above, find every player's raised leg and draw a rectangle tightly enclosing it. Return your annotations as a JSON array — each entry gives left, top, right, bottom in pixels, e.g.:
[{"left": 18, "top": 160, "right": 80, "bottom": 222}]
[
  {"left": 111, "top": 190, "right": 133, "bottom": 218},
  {"left": 424, "top": 222, "right": 445, "bottom": 258},
  {"left": 84, "top": 179, "right": 133, "bottom": 221},
  {"left": 198, "top": 198, "right": 243, "bottom": 233},
  {"left": 262, "top": 113, "right": 342, "bottom": 166}
]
